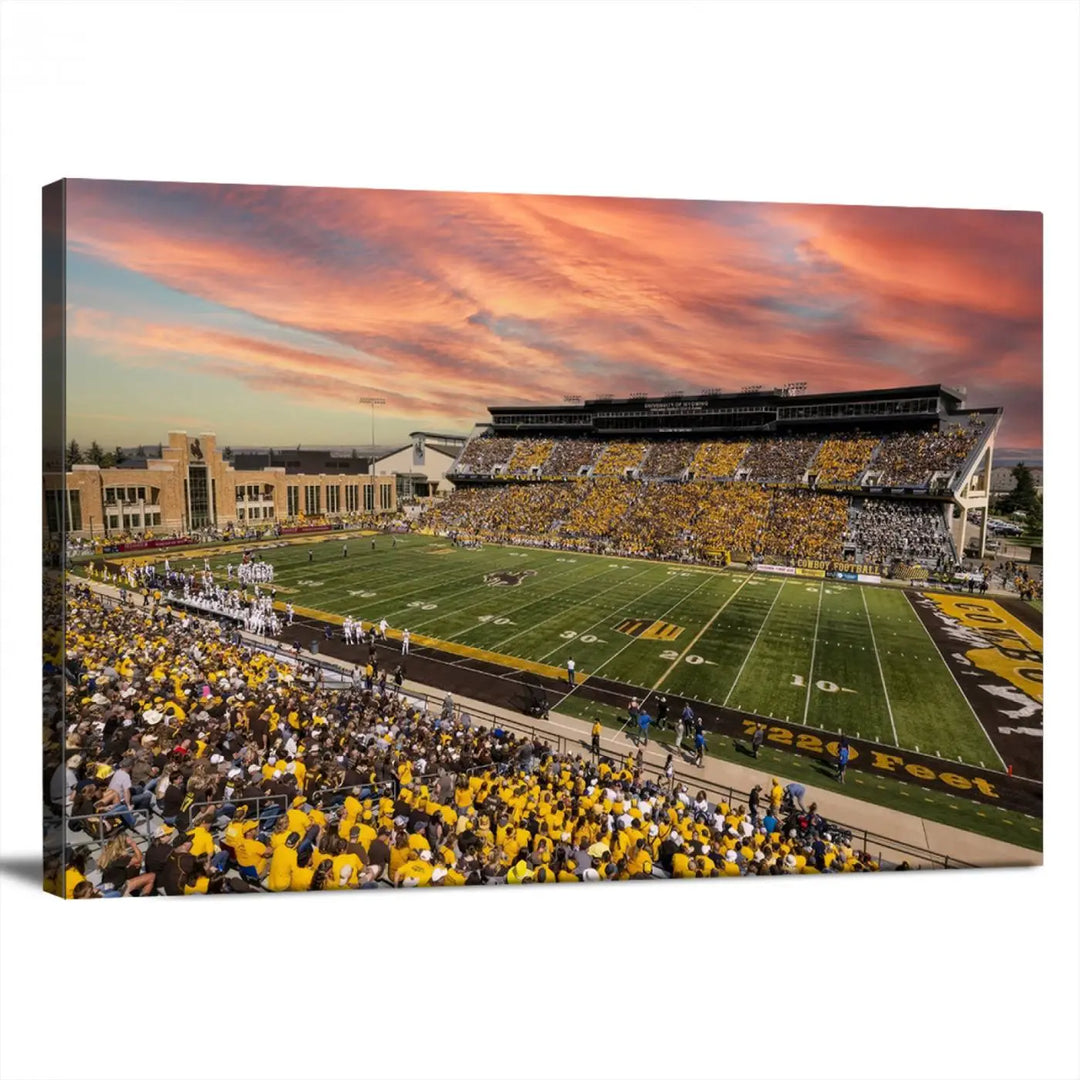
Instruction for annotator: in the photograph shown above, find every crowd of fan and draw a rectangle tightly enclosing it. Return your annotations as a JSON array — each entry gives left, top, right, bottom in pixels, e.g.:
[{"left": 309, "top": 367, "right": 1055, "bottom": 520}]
[
  {"left": 849, "top": 500, "right": 955, "bottom": 566},
  {"left": 541, "top": 439, "right": 601, "bottom": 478},
  {"left": 452, "top": 436, "right": 518, "bottom": 475},
  {"left": 756, "top": 491, "right": 849, "bottom": 562},
  {"left": 49, "top": 585, "right": 882, "bottom": 897},
  {"left": 870, "top": 423, "right": 981, "bottom": 487},
  {"left": 505, "top": 439, "right": 553, "bottom": 475},
  {"left": 420, "top": 480, "right": 853, "bottom": 564},
  {"left": 639, "top": 441, "right": 696, "bottom": 478},
  {"left": 690, "top": 441, "right": 750, "bottom": 479},
  {"left": 560, "top": 479, "right": 640, "bottom": 539},
  {"left": 739, "top": 437, "right": 820, "bottom": 483},
  {"left": 592, "top": 442, "right": 647, "bottom": 476},
  {"left": 687, "top": 482, "right": 773, "bottom": 554},
  {"left": 811, "top": 435, "right": 879, "bottom": 484},
  {"left": 452, "top": 429, "right": 984, "bottom": 489}
]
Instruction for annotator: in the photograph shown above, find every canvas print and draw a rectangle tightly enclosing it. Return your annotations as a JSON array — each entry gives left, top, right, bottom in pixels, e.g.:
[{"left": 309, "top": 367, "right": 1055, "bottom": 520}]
[{"left": 42, "top": 182, "right": 1043, "bottom": 898}]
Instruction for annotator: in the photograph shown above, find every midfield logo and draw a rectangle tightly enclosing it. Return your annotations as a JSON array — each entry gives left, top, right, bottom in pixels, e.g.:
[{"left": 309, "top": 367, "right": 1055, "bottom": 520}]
[{"left": 484, "top": 569, "right": 537, "bottom": 587}]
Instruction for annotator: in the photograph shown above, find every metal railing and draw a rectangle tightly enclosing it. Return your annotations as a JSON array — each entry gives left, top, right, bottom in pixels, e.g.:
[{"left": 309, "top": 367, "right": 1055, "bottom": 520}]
[{"left": 64, "top": 807, "right": 154, "bottom": 846}]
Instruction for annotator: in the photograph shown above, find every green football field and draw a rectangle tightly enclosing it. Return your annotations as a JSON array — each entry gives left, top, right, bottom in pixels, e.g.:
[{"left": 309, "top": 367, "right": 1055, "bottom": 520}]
[{"left": 184, "top": 533, "right": 999, "bottom": 766}]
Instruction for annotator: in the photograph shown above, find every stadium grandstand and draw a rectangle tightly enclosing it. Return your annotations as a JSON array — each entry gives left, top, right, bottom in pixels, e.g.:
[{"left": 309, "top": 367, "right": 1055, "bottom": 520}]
[
  {"left": 50, "top": 382, "right": 1038, "bottom": 898},
  {"left": 48, "top": 579, "right": 893, "bottom": 898},
  {"left": 436, "top": 384, "right": 999, "bottom": 577}
]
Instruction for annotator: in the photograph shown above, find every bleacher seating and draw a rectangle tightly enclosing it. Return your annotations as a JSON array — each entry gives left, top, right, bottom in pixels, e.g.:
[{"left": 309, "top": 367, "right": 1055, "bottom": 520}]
[
  {"left": 811, "top": 435, "right": 879, "bottom": 484},
  {"left": 690, "top": 441, "right": 750, "bottom": 479},
  {"left": 869, "top": 422, "right": 982, "bottom": 487},
  {"left": 739, "top": 437, "right": 821, "bottom": 483},
  {"left": 638, "top": 441, "right": 695, "bottom": 478},
  {"left": 592, "top": 442, "right": 647, "bottom": 476},
  {"left": 427, "top": 424, "right": 985, "bottom": 569},
  {"left": 505, "top": 439, "right": 553, "bottom": 476},
  {"left": 541, "top": 440, "right": 601, "bottom": 478},
  {"left": 52, "top": 583, "right": 882, "bottom": 897},
  {"left": 452, "top": 436, "right": 518, "bottom": 475}
]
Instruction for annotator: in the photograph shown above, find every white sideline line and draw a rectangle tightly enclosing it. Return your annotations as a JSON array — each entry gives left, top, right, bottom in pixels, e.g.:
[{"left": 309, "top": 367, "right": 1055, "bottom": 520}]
[
  {"left": 802, "top": 580, "right": 824, "bottom": 726},
  {"left": 902, "top": 590, "right": 1007, "bottom": 769},
  {"left": 723, "top": 579, "right": 785, "bottom": 706},
  {"left": 649, "top": 572, "right": 757, "bottom": 692},
  {"left": 861, "top": 586, "right": 899, "bottom": 746}
]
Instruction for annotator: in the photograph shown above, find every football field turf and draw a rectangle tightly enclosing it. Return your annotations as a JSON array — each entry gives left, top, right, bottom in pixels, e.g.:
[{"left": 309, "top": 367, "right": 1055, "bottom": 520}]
[{"left": 191, "top": 533, "right": 1001, "bottom": 767}]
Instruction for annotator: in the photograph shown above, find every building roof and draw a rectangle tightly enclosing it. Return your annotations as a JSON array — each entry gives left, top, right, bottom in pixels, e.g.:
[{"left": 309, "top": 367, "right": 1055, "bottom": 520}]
[{"left": 408, "top": 430, "right": 468, "bottom": 442}]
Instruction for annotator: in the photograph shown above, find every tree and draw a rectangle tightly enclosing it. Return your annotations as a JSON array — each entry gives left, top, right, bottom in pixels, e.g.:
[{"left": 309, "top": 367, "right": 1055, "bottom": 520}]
[
  {"left": 114, "top": 445, "right": 125, "bottom": 464},
  {"left": 100, "top": 451, "right": 117, "bottom": 468},
  {"left": 86, "top": 441, "right": 106, "bottom": 466},
  {"left": 223, "top": 446, "right": 233, "bottom": 461},
  {"left": 1003, "top": 462, "right": 1039, "bottom": 517},
  {"left": 65, "top": 439, "right": 83, "bottom": 469}
]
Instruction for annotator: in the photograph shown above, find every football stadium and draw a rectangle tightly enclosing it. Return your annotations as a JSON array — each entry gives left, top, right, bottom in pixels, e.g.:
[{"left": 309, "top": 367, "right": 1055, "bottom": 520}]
[{"left": 49, "top": 380, "right": 1044, "bottom": 898}]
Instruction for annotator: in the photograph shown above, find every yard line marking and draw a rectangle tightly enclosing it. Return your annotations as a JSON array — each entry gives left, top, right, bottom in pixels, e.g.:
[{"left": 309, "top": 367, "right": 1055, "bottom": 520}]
[
  {"left": 802, "top": 580, "right": 824, "bottom": 726},
  {"left": 501, "top": 564, "right": 658, "bottom": 654},
  {"left": 902, "top": 590, "right": 1007, "bottom": 769},
  {"left": 649, "top": 572, "right": 757, "bottom": 692},
  {"left": 431, "top": 558, "right": 621, "bottom": 640},
  {"left": 552, "top": 572, "right": 719, "bottom": 709},
  {"left": 861, "top": 586, "right": 899, "bottom": 746},
  {"left": 538, "top": 567, "right": 709, "bottom": 666},
  {"left": 722, "top": 579, "right": 785, "bottom": 706}
]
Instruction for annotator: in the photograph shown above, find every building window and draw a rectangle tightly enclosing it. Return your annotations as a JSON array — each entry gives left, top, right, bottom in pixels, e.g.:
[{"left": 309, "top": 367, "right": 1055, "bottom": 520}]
[
  {"left": 237, "top": 507, "right": 245, "bottom": 520},
  {"left": 363, "top": 484, "right": 374, "bottom": 512},
  {"left": 379, "top": 484, "right": 392, "bottom": 510},
  {"left": 345, "top": 484, "right": 359, "bottom": 512},
  {"left": 264, "top": 506, "right": 274, "bottom": 519},
  {"left": 304, "top": 484, "right": 321, "bottom": 515},
  {"left": 67, "top": 490, "right": 82, "bottom": 531},
  {"left": 45, "top": 490, "right": 62, "bottom": 534},
  {"left": 137, "top": 487, "right": 146, "bottom": 501},
  {"left": 287, "top": 485, "right": 300, "bottom": 516},
  {"left": 188, "top": 465, "right": 211, "bottom": 528},
  {"left": 327, "top": 485, "right": 340, "bottom": 513},
  {"left": 109, "top": 515, "right": 120, "bottom": 530}
]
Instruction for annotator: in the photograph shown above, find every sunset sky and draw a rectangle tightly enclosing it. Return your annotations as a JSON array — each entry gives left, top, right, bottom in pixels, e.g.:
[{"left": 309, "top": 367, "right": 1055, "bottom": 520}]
[{"left": 63, "top": 181, "right": 1043, "bottom": 460}]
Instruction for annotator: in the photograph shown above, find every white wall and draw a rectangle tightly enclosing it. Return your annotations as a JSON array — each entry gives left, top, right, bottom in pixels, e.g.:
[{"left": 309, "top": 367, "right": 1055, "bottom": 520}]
[{"left": 371, "top": 444, "right": 457, "bottom": 493}]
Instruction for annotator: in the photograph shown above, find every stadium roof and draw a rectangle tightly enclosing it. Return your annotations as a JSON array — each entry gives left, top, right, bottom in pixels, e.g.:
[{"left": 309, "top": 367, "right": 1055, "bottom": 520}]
[{"left": 489, "top": 384, "right": 969, "bottom": 411}]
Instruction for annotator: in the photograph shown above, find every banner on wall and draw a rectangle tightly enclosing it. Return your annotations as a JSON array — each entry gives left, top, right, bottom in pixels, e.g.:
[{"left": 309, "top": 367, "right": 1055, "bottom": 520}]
[
  {"left": 112, "top": 537, "right": 193, "bottom": 553},
  {"left": 857, "top": 573, "right": 882, "bottom": 585},
  {"left": 756, "top": 564, "right": 797, "bottom": 576},
  {"left": 794, "top": 567, "right": 826, "bottom": 579}
]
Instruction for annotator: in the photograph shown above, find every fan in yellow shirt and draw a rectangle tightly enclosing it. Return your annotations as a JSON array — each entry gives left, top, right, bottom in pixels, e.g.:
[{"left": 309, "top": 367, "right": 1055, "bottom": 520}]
[{"left": 267, "top": 832, "right": 301, "bottom": 891}]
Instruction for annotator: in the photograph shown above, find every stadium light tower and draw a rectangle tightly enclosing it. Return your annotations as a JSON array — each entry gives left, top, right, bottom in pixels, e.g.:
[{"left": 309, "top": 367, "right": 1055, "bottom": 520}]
[{"left": 358, "top": 397, "right": 387, "bottom": 446}]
